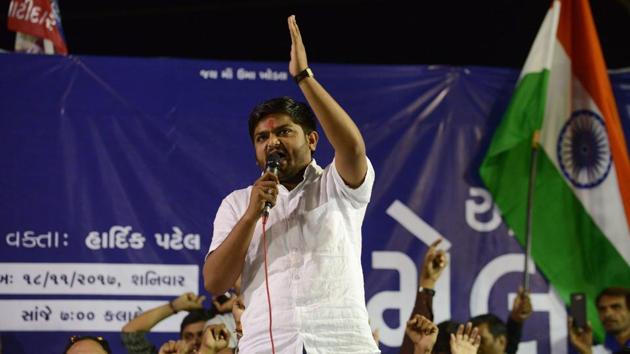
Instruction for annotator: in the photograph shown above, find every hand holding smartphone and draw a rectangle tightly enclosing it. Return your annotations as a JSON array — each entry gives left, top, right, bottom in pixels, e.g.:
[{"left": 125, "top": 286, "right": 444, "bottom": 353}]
[{"left": 570, "top": 292, "right": 587, "bottom": 330}]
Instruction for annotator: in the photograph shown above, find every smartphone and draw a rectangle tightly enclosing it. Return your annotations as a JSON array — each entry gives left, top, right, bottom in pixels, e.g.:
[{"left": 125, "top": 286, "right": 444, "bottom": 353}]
[
  {"left": 215, "top": 290, "right": 233, "bottom": 305},
  {"left": 570, "top": 292, "right": 587, "bottom": 330}
]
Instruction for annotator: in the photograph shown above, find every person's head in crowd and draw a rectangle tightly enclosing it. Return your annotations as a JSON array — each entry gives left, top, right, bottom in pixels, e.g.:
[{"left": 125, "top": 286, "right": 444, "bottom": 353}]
[
  {"left": 64, "top": 335, "right": 111, "bottom": 354},
  {"left": 470, "top": 314, "right": 507, "bottom": 354},
  {"left": 596, "top": 287, "right": 630, "bottom": 336},
  {"left": 432, "top": 320, "right": 461, "bottom": 354},
  {"left": 201, "top": 317, "right": 231, "bottom": 354},
  {"left": 180, "top": 309, "right": 213, "bottom": 351},
  {"left": 248, "top": 96, "right": 319, "bottom": 182}
]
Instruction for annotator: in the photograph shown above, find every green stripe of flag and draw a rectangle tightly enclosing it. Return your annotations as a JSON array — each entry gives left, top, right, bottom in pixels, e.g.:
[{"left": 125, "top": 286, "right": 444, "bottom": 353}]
[{"left": 480, "top": 70, "right": 630, "bottom": 341}]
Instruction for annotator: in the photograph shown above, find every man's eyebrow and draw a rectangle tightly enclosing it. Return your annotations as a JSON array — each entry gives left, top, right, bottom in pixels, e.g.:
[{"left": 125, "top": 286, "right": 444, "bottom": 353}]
[
  {"left": 255, "top": 124, "right": 292, "bottom": 135},
  {"left": 254, "top": 131, "right": 269, "bottom": 138}
]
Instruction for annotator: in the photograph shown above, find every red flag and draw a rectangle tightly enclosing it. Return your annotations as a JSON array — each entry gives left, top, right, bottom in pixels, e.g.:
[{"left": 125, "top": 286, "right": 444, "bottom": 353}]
[{"left": 7, "top": 0, "right": 68, "bottom": 55}]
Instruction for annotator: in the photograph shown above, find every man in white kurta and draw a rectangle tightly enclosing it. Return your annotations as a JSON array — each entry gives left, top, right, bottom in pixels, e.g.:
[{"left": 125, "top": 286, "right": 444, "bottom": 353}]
[
  {"left": 208, "top": 158, "right": 377, "bottom": 353},
  {"left": 203, "top": 15, "right": 379, "bottom": 354}
]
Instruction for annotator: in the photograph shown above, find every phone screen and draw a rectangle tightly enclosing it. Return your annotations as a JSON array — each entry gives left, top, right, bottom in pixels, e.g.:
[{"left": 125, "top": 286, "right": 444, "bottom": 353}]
[{"left": 570, "top": 292, "right": 587, "bottom": 329}]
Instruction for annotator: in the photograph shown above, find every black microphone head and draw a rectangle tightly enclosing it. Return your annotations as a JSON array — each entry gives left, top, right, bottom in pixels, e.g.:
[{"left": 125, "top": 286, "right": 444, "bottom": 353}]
[{"left": 266, "top": 151, "right": 282, "bottom": 169}]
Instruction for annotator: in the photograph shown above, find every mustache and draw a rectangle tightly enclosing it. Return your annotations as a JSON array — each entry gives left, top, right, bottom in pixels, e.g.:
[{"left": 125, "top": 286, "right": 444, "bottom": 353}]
[{"left": 266, "top": 148, "right": 287, "bottom": 158}]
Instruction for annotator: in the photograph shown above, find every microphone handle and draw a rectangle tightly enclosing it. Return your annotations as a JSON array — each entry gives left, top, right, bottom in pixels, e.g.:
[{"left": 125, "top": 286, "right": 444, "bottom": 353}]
[{"left": 262, "top": 165, "right": 279, "bottom": 217}]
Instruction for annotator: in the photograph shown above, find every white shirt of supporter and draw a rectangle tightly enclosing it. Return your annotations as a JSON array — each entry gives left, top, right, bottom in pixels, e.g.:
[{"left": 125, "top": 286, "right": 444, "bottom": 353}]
[
  {"left": 592, "top": 344, "right": 612, "bottom": 354},
  {"left": 208, "top": 158, "right": 379, "bottom": 354}
]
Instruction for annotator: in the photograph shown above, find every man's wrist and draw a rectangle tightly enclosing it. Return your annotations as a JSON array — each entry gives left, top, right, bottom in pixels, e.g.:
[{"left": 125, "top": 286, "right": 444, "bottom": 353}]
[
  {"left": 168, "top": 300, "right": 178, "bottom": 314},
  {"left": 419, "top": 277, "right": 436, "bottom": 290},
  {"left": 418, "top": 286, "right": 436, "bottom": 296},
  {"left": 413, "top": 344, "right": 433, "bottom": 354},
  {"left": 293, "top": 67, "right": 314, "bottom": 84}
]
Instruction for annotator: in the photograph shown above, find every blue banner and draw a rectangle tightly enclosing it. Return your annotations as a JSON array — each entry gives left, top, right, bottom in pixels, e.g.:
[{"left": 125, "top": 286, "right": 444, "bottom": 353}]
[{"left": 1, "top": 53, "right": 629, "bottom": 354}]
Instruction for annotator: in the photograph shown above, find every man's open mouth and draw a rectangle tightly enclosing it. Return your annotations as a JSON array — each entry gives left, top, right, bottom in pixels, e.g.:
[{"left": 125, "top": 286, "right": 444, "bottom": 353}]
[{"left": 267, "top": 149, "right": 287, "bottom": 162}]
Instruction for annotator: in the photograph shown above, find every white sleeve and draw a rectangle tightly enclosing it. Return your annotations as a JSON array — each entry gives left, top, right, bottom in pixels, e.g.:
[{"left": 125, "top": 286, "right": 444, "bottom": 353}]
[
  {"left": 328, "top": 156, "right": 375, "bottom": 207},
  {"left": 206, "top": 193, "right": 241, "bottom": 258}
]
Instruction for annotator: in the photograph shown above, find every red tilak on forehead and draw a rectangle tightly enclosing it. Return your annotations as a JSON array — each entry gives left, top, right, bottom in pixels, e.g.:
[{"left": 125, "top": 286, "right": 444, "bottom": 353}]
[{"left": 262, "top": 118, "right": 278, "bottom": 130}]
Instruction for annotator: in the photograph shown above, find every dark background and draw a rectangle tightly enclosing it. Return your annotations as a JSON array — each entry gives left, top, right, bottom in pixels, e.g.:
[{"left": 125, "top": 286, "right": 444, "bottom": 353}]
[{"left": 1, "top": 0, "right": 630, "bottom": 68}]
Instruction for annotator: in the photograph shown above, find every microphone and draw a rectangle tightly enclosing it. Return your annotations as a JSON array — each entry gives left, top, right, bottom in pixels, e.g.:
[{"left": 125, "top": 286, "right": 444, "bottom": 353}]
[{"left": 262, "top": 152, "right": 281, "bottom": 218}]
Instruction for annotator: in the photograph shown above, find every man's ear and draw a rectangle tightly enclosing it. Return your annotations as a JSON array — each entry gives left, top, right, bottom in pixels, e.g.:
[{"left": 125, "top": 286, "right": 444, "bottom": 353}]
[
  {"left": 307, "top": 130, "right": 319, "bottom": 153},
  {"left": 497, "top": 334, "right": 507, "bottom": 351}
]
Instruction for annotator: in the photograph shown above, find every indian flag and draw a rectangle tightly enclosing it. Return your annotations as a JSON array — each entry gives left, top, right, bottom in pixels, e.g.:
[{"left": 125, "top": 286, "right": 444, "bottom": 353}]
[{"left": 479, "top": 0, "right": 630, "bottom": 339}]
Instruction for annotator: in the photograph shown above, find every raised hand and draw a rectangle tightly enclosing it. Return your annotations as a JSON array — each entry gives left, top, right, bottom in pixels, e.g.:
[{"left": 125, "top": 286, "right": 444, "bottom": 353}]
[
  {"left": 212, "top": 292, "right": 237, "bottom": 314},
  {"left": 171, "top": 292, "right": 206, "bottom": 313},
  {"left": 450, "top": 322, "right": 480, "bottom": 354},
  {"left": 287, "top": 15, "right": 308, "bottom": 77},
  {"left": 510, "top": 287, "right": 533, "bottom": 323},
  {"left": 568, "top": 317, "right": 593, "bottom": 354},
  {"left": 420, "top": 238, "right": 447, "bottom": 289},
  {"left": 158, "top": 340, "right": 178, "bottom": 354},
  {"left": 405, "top": 314, "right": 438, "bottom": 354},
  {"left": 202, "top": 323, "right": 231, "bottom": 352},
  {"left": 158, "top": 339, "right": 193, "bottom": 354}
]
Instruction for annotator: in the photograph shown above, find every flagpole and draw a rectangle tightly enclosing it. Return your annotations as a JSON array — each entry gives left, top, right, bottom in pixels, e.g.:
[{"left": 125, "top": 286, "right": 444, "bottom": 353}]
[{"left": 523, "top": 130, "right": 540, "bottom": 291}]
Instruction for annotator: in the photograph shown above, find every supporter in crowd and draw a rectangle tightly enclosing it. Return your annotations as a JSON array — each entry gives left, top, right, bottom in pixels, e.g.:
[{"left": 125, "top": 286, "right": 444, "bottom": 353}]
[
  {"left": 157, "top": 339, "right": 189, "bottom": 354},
  {"left": 469, "top": 286, "right": 532, "bottom": 354},
  {"left": 121, "top": 292, "right": 211, "bottom": 354},
  {"left": 201, "top": 319, "right": 232, "bottom": 354},
  {"left": 211, "top": 282, "right": 239, "bottom": 350},
  {"left": 569, "top": 287, "right": 630, "bottom": 354},
  {"left": 450, "top": 323, "right": 481, "bottom": 354},
  {"left": 398, "top": 236, "right": 530, "bottom": 354},
  {"left": 433, "top": 320, "right": 463, "bottom": 354},
  {"left": 64, "top": 335, "right": 111, "bottom": 354},
  {"left": 400, "top": 238, "right": 447, "bottom": 353},
  {"left": 158, "top": 319, "right": 232, "bottom": 354},
  {"left": 405, "top": 314, "right": 439, "bottom": 354},
  {"left": 404, "top": 316, "right": 480, "bottom": 354}
]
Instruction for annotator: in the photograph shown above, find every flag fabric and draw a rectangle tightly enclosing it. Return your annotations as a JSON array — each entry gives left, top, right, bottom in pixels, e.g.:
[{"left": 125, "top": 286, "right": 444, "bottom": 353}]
[
  {"left": 7, "top": 0, "right": 68, "bottom": 54},
  {"left": 479, "top": 0, "right": 630, "bottom": 339}
]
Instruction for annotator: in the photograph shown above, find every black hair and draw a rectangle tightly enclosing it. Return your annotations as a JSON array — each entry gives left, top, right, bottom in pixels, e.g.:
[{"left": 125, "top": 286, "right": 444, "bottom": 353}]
[
  {"left": 597, "top": 287, "right": 630, "bottom": 309},
  {"left": 470, "top": 313, "right": 507, "bottom": 338},
  {"left": 180, "top": 309, "right": 214, "bottom": 337},
  {"left": 432, "top": 320, "right": 461, "bottom": 354},
  {"left": 63, "top": 335, "right": 112, "bottom": 354},
  {"left": 248, "top": 96, "right": 317, "bottom": 141}
]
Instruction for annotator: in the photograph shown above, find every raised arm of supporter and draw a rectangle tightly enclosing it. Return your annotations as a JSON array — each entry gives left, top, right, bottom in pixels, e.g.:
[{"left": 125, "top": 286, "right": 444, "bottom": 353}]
[
  {"left": 419, "top": 238, "right": 447, "bottom": 290},
  {"left": 568, "top": 318, "right": 594, "bottom": 354},
  {"left": 400, "top": 239, "right": 447, "bottom": 354},
  {"left": 505, "top": 287, "right": 533, "bottom": 354},
  {"left": 287, "top": 15, "right": 367, "bottom": 188},
  {"left": 449, "top": 322, "right": 481, "bottom": 354},
  {"left": 509, "top": 287, "right": 532, "bottom": 323},
  {"left": 405, "top": 314, "right": 438, "bottom": 354},
  {"left": 203, "top": 172, "right": 279, "bottom": 294},
  {"left": 122, "top": 292, "right": 205, "bottom": 332},
  {"left": 158, "top": 340, "right": 194, "bottom": 354}
]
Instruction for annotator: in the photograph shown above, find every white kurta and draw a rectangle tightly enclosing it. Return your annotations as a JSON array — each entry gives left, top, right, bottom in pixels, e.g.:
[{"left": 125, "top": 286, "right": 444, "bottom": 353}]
[{"left": 209, "top": 158, "right": 379, "bottom": 354}]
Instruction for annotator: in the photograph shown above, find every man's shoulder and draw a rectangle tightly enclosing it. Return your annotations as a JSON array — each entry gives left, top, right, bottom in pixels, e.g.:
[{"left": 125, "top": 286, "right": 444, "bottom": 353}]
[
  {"left": 320, "top": 156, "right": 375, "bottom": 194},
  {"left": 223, "top": 185, "right": 253, "bottom": 203}
]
